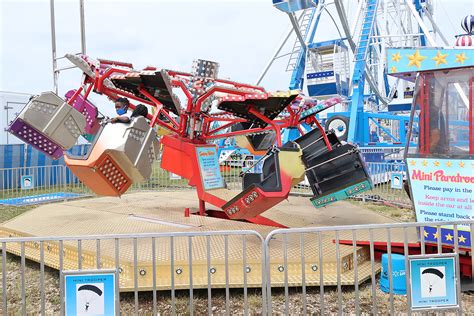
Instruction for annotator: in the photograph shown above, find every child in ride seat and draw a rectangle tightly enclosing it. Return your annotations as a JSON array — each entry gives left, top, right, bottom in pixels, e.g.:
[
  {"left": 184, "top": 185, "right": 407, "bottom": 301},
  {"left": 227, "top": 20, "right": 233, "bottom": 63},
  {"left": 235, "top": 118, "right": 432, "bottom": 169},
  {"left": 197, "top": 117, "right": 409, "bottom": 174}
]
[{"left": 111, "top": 97, "right": 149, "bottom": 123}]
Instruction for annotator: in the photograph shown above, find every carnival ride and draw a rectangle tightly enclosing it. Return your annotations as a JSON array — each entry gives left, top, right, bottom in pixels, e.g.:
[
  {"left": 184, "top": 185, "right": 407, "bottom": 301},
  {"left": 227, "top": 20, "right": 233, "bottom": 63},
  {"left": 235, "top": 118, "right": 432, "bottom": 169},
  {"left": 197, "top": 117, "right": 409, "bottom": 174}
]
[
  {"left": 2, "top": 2, "right": 473, "bottom": 298},
  {"left": 261, "top": 0, "right": 451, "bottom": 150},
  {"left": 8, "top": 54, "right": 372, "bottom": 225}
]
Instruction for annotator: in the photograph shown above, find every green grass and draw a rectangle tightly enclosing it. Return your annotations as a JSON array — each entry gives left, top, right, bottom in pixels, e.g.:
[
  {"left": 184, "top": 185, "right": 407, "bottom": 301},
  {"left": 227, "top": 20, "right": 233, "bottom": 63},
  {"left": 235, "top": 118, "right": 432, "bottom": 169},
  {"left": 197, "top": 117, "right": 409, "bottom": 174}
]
[
  {"left": 348, "top": 200, "right": 416, "bottom": 222},
  {"left": 0, "top": 205, "right": 37, "bottom": 224},
  {"left": 134, "top": 161, "right": 242, "bottom": 191}
]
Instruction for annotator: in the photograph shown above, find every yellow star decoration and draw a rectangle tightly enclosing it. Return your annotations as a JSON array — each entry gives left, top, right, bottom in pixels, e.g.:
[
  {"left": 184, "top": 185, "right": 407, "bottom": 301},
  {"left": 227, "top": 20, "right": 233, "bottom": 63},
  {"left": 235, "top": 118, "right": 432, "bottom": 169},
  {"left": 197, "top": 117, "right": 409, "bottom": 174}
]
[
  {"left": 422, "top": 160, "right": 428, "bottom": 167},
  {"left": 433, "top": 161, "right": 440, "bottom": 167},
  {"left": 390, "top": 66, "right": 397, "bottom": 73},
  {"left": 459, "top": 161, "right": 465, "bottom": 168},
  {"left": 410, "top": 160, "right": 416, "bottom": 166},
  {"left": 423, "top": 230, "right": 429, "bottom": 238},
  {"left": 433, "top": 231, "right": 439, "bottom": 239},
  {"left": 407, "top": 50, "right": 426, "bottom": 68},
  {"left": 455, "top": 52, "right": 468, "bottom": 64},
  {"left": 445, "top": 233, "right": 453, "bottom": 241},
  {"left": 391, "top": 52, "right": 402, "bottom": 62},
  {"left": 432, "top": 51, "right": 448, "bottom": 67},
  {"left": 446, "top": 161, "right": 452, "bottom": 167},
  {"left": 458, "top": 235, "right": 466, "bottom": 243}
]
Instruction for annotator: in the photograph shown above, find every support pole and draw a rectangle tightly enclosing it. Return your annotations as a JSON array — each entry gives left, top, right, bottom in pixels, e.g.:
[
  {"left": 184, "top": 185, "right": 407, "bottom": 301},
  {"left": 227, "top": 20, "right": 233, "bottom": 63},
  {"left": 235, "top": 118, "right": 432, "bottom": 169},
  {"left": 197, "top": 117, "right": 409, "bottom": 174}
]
[
  {"left": 49, "top": 0, "right": 58, "bottom": 93},
  {"left": 422, "top": 7, "right": 449, "bottom": 46},
  {"left": 255, "top": 26, "right": 293, "bottom": 86},
  {"left": 199, "top": 199, "right": 206, "bottom": 216},
  {"left": 79, "top": 0, "right": 86, "bottom": 54},
  {"left": 404, "top": 0, "right": 436, "bottom": 46},
  {"left": 255, "top": 12, "right": 306, "bottom": 85},
  {"left": 287, "top": 12, "right": 306, "bottom": 47}
]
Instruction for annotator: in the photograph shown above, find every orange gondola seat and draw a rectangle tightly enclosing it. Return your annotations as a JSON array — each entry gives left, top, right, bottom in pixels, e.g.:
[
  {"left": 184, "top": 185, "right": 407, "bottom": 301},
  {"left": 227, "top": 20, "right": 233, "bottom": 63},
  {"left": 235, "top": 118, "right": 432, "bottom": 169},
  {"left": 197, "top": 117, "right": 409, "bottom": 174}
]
[{"left": 64, "top": 116, "right": 159, "bottom": 196}]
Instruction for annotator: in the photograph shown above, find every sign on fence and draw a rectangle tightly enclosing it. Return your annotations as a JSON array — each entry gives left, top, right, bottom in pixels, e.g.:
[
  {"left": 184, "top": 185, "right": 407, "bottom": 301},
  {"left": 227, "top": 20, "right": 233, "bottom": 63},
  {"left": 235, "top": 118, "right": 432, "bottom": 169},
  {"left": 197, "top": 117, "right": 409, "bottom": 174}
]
[
  {"left": 391, "top": 172, "right": 403, "bottom": 190},
  {"left": 408, "top": 254, "right": 460, "bottom": 311},
  {"left": 20, "top": 175, "right": 34, "bottom": 190},
  {"left": 63, "top": 269, "right": 117, "bottom": 316}
]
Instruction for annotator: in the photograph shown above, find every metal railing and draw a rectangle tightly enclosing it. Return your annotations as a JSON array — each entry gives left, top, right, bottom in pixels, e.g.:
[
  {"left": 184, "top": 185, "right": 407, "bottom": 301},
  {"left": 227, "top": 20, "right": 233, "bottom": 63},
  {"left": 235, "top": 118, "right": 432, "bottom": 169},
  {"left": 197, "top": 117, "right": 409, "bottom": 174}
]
[
  {"left": 0, "top": 165, "right": 90, "bottom": 201},
  {"left": 264, "top": 220, "right": 473, "bottom": 315},
  {"left": 358, "top": 161, "right": 411, "bottom": 207},
  {"left": 0, "top": 159, "right": 412, "bottom": 208},
  {"left": 0, "top": 221, "right": 472, "bottom": 314},
  {"left": 135, "top": 159, "right": 412, "bottom": 208},
  {"left": 0, "top": 230, "right": 265, "bottom": 315}
]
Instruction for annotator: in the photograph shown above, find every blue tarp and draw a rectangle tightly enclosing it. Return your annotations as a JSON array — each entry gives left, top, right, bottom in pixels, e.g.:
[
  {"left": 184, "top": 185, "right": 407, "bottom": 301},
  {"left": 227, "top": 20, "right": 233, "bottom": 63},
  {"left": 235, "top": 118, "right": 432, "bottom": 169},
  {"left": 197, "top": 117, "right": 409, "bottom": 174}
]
[
  {"left": 0, "top": 144, "right": 90, "bottom": 190},
  {"left": 0, "top": 192, "right": 86, "bottom": 206}
]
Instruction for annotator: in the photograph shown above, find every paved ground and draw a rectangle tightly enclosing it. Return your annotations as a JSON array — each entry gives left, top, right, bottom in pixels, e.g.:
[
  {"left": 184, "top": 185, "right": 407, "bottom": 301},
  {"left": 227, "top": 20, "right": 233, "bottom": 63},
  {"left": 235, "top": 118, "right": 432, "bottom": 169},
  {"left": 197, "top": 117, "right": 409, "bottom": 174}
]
[
  {"left": 1, "top": 190, "right": 398, "bottom": 237},
  {"left": 0, "top": 191, "right": 397, "bottom": 293},
  {"left": 263, "top": 195, "right": 396, "bottom": 227}
]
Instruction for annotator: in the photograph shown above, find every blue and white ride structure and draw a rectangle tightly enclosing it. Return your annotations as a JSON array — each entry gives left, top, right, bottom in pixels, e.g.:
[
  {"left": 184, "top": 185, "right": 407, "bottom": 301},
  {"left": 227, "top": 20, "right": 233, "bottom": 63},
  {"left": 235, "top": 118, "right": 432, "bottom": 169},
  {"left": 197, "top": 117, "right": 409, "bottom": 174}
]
[{"left": 259, "top": 0, "right": 449, "bottom": 152}]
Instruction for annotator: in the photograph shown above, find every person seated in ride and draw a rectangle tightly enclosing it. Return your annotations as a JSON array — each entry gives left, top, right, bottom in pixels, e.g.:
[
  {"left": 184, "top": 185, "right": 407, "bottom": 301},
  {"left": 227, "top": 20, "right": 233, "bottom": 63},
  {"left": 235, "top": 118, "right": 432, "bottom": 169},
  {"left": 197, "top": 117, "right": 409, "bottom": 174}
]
[
  {"left": 428, "top": 104, "right": 447, "bottom": 154},
  {"left": 111, "top": 97, "right": 149, "bottom": 123},
  {"left": 427, "top": 80, "right": 447, "bottom": 154}
]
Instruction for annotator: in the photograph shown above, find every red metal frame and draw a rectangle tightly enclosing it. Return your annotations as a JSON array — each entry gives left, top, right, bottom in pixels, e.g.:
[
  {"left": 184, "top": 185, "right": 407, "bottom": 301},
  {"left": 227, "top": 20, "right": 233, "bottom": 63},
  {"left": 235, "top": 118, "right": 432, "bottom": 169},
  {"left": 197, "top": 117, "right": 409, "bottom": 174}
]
[
  {"left": 80, "top": 62, "right": 332, "bottom": 146},
  {"left": 417, "top": 72, "right": 474, "bottom": 155},
  {"left": 60, "top": 56, "right": 347, "bottom": 227},
  {"left": 248, "top": 107, "right": 283, "bottom": 146},
  {"left": 339, "top": 239, "right": 472, "bottom": 278},
  {"left": 419, "top": 74, "right": 430, "bottom": 154},
  {"left": 313, "top": 117, "right": 332, "bottom": 151},
  {"left": 66, "top": 86, "right": 83, "bottom": 105}
]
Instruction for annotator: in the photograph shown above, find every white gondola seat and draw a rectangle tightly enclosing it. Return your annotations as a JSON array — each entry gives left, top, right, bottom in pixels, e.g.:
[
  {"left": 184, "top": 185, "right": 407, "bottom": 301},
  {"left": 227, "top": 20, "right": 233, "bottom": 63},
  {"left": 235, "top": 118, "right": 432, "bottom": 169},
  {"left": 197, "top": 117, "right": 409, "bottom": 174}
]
[{"left": 8, "top": 91, "right": 86, "bottom": 159}]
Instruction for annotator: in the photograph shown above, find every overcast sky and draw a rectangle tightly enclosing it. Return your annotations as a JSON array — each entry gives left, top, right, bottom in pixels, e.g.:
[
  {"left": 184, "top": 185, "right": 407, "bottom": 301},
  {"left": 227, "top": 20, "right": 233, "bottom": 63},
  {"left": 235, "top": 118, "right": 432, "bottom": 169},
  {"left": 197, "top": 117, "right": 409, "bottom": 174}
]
[{"left": 1, "top": 0, "right": 472, "bottom": 100}]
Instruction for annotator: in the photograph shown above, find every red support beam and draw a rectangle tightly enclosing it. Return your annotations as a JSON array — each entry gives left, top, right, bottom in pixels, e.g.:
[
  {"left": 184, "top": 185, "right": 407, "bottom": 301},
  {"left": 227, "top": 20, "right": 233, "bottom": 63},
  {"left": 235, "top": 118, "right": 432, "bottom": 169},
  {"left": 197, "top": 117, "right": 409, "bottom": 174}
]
[
  {"left": 202, "top": 125, "right": 276, "bottom": 140},
  {"left": 66, "top": 86, "right": 84, "bottom": 106},
  {"left": 248, "top": 107, "right": 282, "bottom": 146},
  {"left": 313, "top": 118, "right": 332, "bottom": 151}
]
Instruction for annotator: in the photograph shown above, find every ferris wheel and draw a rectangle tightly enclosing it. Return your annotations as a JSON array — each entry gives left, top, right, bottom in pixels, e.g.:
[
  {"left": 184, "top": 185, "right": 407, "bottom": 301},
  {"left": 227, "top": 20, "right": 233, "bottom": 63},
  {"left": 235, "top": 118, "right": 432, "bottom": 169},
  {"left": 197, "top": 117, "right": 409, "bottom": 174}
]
[{"left": 259, "top": 0, "right": 449, "bottom": 145}]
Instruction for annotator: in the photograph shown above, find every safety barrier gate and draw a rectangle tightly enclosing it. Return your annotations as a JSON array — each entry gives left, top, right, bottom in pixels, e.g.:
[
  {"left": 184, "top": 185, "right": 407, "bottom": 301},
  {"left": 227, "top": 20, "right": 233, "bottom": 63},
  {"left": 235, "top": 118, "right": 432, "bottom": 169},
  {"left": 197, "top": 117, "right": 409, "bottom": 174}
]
[{"left": 1, "top": 220, "right": 472, "bottom": 315}]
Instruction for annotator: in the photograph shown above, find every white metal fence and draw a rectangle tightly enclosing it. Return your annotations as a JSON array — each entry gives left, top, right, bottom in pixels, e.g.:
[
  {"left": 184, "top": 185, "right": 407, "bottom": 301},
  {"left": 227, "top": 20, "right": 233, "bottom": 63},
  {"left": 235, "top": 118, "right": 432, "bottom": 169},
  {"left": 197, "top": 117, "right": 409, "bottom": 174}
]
[
  {"left": 0, "top": 159, "right": 412, "bottom": 208},
  {"left": 264, "top": 221, "right": 474, "bottom": 315},
  {"left": 0, "top": 221, "right": 472, "bottom": 314},
  {"left": 0, "top": 165, "right": 88, "bottom": 200},
  {"left": 0, "top": 230, "right": 265, "bottom": 315}
]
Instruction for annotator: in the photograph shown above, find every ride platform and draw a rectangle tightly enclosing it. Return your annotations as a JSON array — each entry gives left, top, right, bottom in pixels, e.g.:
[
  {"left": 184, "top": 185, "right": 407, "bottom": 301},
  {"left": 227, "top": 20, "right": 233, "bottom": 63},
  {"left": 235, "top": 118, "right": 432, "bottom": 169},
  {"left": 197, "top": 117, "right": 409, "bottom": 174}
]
[{"left": 0, "top": 191, "right": 407, "bottom": 291}]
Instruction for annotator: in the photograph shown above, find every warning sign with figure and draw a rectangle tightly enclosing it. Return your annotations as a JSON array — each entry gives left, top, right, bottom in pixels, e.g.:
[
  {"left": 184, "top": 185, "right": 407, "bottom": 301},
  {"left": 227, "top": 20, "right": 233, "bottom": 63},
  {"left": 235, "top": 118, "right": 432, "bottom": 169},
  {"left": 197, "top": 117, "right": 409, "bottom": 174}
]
[
  {"left": 21, "top": 175, "right": 34, "bottom": 190},
  {"left": 391, "top": 172, "right": 403, "bottom": 190},
  {"left": 63, "top": 270, "right": 117, "bottom": 316},
  {"left": 408, "top": 254, "right": 459, "bottom": 311},
  {"left": 76, "top": 283, "right": 105, "bottom": 314},
  {"left": 420, "top": 266, "right": 446, "bottom": 298}
]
